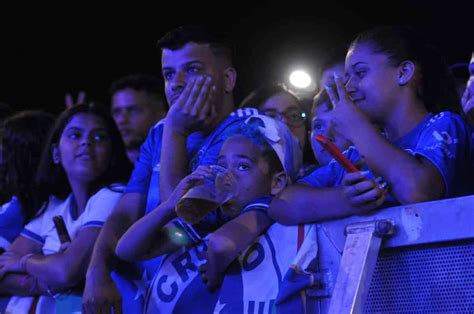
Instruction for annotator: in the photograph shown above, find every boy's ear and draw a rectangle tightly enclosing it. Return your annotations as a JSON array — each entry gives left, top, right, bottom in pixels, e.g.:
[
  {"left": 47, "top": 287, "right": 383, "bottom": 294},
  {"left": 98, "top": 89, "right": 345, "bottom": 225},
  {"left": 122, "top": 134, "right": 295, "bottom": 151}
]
[
  {"left": 271, "top": 171, "right": 289, "bottom": 195},
  {"left": 397, "top": 60, "right": 416, "bottom": 86},
  {"left": 223, "top": 67, "right": 237, "bottom": 93}
]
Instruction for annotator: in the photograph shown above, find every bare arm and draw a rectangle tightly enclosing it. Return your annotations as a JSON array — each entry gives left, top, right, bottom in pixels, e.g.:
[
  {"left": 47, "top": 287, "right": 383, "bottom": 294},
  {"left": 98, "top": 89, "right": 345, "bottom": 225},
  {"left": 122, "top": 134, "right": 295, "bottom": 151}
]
[
  {"left": 160, "top": 125, "right": 189, "bottom": 201},
  {"left": 0, "top": 230, "right": 97, "bottom": 294},
  {"left": 209, "top": 210, "right": 274, "bottom": 268},
  {"left": 326, "top": 76, "right": 445, "bottom": 204},
  {"left": 22, "top": 228, "right": 100, "bottom": 288},
  {"left": 269, "top": 185, "right": 352, "bottom": 225},
  {"left": 117, "top": 167, "right": 213, "bottom": 261},
  {"left": 348, "top": 124, "right": 445, "bottom": 204},
  {"left": 268, "top": 177, "right": 385, "bottom": 225},
  {"left": 160, "top": 76, "right": 216, "bottom": 200},
  {"left": 0, "top": 237, "right": 49, "bottom": 295},
  {"left": 86, "top": 192, "right": 146, "bottom": 277},
  {"left": 199, "top": 210, "right": 274, "bottom": 291},
  {"left": 0, "top": 274, "right": 48, "bottom": 296},
  {"left": 115, "top": 200, "right": 178, "bottom": 261},
  {"left": 82, "top": 192, "right": 146, "bottom": 314}
]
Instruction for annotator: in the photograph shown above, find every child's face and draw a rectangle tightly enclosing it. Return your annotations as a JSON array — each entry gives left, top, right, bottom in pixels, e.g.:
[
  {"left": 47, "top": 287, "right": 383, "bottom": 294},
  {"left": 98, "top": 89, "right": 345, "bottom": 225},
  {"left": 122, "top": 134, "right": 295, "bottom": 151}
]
[
  {"left": 217, "top": 136, "right": 274, "bottom": 215},
  {"left": 57, "top": 113, "right": 112, "bottom": 184},
  {"left": 311, "top": 102, "right": 351, "bottom": 166}
]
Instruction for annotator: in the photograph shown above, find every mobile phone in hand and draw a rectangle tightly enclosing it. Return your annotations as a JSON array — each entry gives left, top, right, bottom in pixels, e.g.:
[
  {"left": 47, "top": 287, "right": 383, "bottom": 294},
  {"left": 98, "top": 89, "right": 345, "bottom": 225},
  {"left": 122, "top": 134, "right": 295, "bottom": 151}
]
[
  {"left": 315, "top": 134, "right": 359, "bottom": 173},
  {"left": 53, "top": 215, "right": 71, "bottom": 244}
]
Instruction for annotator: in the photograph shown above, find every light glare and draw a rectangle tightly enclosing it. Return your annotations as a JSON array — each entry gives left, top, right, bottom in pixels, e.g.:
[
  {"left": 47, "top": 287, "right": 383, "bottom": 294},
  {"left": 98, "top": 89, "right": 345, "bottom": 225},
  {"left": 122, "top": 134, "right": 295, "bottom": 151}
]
[{"left": 289, "top": 70, "right": 312, "bottom": 88}]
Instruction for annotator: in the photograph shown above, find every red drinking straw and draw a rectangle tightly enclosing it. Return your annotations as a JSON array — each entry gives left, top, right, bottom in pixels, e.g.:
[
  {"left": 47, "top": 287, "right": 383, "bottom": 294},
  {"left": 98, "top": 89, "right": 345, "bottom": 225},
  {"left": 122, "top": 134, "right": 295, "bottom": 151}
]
[{"left": 315, "top": 134, "right": 359, "bottom": 173}]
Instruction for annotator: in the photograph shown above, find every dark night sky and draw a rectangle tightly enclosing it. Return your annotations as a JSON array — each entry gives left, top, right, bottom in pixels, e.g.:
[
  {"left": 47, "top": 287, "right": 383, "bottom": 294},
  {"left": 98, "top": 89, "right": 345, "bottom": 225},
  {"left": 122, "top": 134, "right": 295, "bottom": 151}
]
[{"left": 1, "top": 1, "right": 473, "bottom": 115}]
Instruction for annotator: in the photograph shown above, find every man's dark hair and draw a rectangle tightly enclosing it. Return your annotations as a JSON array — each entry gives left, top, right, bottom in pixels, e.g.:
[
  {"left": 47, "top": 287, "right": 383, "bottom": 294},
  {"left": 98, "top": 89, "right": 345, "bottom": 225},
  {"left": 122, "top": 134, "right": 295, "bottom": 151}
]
[
  {"left": 109, "top": 73, "right": 166, "bottom": 108},
  {"left": 157, "top": 25, "right": 233, "bottom": 65}
]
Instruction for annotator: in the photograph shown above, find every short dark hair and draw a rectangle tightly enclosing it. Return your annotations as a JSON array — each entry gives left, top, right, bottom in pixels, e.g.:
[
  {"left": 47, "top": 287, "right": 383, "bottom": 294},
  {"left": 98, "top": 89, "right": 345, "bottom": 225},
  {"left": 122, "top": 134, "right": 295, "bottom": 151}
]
[
  {"left": 221, "top": 122, "right": 283, "bottom": 175},
  {"left": 0, "top": 110, "right": 55, "bottom": 222},
  {"left": 350, "top": 26, "right": 461, "bottom": 114},
  {"left": 36, "top": 103, "right": 132, "bottom": 203},
  {"left": 109, "top": 73, "right": 167, "bottom": 109},
  {"left": 157, "top": 25, "right": 233, "bottom": 65},
  {"left": 239, "top": 83, "right": 300, "bottom": 110},
  {"left": 312, "top": 85, "right": 334, "bottom": 115}
]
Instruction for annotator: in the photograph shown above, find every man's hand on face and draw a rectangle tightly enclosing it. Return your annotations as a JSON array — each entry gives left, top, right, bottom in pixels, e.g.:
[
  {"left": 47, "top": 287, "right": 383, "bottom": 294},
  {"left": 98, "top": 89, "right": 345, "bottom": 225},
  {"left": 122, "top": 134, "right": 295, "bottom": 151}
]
[{"left": 166, "top": 75, "right": 217, "bottom": 136}]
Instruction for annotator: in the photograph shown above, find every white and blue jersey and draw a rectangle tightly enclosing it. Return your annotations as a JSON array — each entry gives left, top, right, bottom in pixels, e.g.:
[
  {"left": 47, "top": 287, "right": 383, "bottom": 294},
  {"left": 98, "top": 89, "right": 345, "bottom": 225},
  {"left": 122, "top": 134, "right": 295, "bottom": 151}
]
[
  {"left": 3, "top": 186, "right": 123, "bottom": 314},
  {"left": 300, "top": 112, "right": 474, "bottom": 206},
  {"left": 20, "top": 186, "right": 123, "bottom": 255},
  {"left": 145, "top": 196, "right": 308, "bottom": 314}
]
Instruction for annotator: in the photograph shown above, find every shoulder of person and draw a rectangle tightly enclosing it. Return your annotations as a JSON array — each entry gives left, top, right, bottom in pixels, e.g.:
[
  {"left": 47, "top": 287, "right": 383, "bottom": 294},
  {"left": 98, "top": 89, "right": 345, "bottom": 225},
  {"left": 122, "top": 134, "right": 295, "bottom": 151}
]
[
  {"left": 92, "top": 184, "right": 126, "bottom": 199},
  {"left": 152, "top": 117, "right": 166, "bottom": 130},
  {"left": 426, "top": 111, "right": 466, "bottom": 126}
]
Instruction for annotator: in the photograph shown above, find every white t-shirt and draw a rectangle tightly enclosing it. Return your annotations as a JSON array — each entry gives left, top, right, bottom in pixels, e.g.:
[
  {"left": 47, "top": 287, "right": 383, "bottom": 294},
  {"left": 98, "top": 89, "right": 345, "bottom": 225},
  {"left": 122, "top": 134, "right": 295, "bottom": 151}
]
[
  {"left": 6, "top": 185, "right": 123, "bottom": 314},
  {"left": 21, "top": 185, "right": 123, "bottom": 255}
]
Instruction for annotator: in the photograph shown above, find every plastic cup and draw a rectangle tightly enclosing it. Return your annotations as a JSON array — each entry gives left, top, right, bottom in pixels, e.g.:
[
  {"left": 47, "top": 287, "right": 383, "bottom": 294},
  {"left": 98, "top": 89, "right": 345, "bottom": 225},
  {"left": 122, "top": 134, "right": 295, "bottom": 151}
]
[{"left": 176, "top": 165, "right": 238, "bottom": 224}]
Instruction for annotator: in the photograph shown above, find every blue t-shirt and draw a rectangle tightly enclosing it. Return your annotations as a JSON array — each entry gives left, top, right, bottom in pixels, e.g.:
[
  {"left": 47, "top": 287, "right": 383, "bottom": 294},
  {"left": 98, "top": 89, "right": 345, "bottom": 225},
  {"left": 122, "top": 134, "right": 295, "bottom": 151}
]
[
  {"left": 125, "top": 119, "right": 206, "bottom": 214},
  {"left": 300, "top": 112, "right": 474, "bottom": 206},
  {"left": 125, "top": 107, "right": 259, "bottom": 214},
  {"left": 115, "top": 108, "right": 259, "bottom": 310},
  {"left": 0, "top": 197, "right": 24, "bottom": 248}
]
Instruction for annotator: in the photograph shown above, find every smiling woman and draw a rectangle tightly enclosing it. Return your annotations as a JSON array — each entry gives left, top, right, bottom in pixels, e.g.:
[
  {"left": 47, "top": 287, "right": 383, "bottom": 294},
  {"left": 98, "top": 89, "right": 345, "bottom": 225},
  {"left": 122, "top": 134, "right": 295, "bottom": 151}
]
[
  {"left": 268, "top": 25, "right": 474, "bottom": 226},
  {"left": 0, "top": 103, "right": 132, "bottom": 313}
]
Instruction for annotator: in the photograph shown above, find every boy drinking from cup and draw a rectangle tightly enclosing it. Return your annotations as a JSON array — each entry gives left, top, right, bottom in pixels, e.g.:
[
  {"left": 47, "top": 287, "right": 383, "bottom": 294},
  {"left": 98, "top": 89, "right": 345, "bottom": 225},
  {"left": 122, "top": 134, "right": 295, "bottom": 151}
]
[{"left": 115, "top": 114, "right": 302, "bottom": 290}]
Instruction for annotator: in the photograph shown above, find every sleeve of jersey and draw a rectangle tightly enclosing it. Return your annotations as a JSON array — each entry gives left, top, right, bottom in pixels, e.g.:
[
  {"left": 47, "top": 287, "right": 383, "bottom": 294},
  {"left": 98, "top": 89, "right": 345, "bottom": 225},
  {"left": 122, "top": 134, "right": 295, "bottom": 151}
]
[
  {"left": 21, "top": 213, "right": 46, "bottom": 245},
  {"left": 125, "top": 123, "right": 163, "bottom": 194},
  {"left": 240, "top": 196, "right": 272, "bottom": 214},
  {"left": 80, "top": 187, "right": 124, "bottom": 230},
  {"left": 297, "top": 157, "right": 342, "bottom": 188},
  {"left": 413, "top": 113, "right": 473, "bottom": 196},
  {"left": 170, "top": 218, "right": 204, "bottom": 245}
]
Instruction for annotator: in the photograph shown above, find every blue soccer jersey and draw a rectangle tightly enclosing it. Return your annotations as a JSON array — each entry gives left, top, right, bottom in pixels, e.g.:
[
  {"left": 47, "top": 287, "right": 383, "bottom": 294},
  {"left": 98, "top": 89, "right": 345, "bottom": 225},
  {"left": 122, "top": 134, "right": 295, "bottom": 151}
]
[{"left": 300, "top": 112, "right": 474, "bottom": 206}]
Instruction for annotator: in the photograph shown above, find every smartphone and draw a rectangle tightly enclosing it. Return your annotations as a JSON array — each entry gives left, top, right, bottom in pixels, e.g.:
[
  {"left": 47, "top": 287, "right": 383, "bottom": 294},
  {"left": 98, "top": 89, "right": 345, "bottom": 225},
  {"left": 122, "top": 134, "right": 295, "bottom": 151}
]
[
  {"left": 53, "top": 215, "right": 72, "bottom": 244},
  {"left": 315, "top": 134, "right": 359, "bottom": 172}
]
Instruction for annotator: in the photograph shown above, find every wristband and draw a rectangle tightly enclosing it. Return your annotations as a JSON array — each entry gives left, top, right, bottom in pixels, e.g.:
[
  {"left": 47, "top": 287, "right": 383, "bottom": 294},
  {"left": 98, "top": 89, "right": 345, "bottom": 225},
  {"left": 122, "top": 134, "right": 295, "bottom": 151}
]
[{"left": 20, "top": 253, "right": 34, "bottom": 272}]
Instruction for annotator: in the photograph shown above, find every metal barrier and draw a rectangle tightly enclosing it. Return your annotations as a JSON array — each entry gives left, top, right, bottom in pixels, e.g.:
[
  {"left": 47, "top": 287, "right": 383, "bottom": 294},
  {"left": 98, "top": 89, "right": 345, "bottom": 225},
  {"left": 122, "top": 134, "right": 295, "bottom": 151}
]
[{"left": 315, "top": 195, "right": 474, "bottom": 313}]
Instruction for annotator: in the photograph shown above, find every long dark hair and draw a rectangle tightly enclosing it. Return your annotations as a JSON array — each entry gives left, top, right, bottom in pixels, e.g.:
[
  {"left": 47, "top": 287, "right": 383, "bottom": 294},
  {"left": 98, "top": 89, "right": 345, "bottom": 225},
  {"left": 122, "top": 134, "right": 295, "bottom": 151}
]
[
  {"left": 36, "top": 103, "right": 132, "bottom": 205},
  {"left": 349, "top": 26, "right": 461, "bottom": 115},
  {"left": 0, "top": 111, "right": 55, "bottom": 222}
]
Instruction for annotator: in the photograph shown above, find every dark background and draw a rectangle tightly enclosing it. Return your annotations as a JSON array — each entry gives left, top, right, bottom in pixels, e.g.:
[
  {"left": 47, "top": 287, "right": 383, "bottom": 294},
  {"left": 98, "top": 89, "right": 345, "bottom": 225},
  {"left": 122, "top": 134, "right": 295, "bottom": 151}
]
[{"left": 1, "top": 1, "right": 473, "bottom": 115}]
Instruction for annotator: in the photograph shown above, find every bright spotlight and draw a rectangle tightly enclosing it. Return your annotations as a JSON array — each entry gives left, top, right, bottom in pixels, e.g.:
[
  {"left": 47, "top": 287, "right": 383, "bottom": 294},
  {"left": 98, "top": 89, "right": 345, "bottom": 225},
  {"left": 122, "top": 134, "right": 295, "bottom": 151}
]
[{"left": 289, "top": 70, "right": 312, "bottom": 89}]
